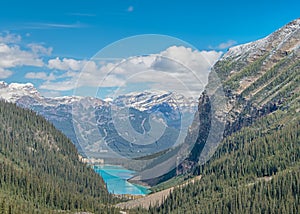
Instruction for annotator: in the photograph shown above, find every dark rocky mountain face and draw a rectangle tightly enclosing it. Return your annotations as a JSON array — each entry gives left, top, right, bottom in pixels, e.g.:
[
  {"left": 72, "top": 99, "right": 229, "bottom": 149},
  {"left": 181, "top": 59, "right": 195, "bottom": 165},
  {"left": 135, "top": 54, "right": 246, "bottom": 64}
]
[
  {"left": 190, "top": 18, "right": 300, "bottom": 169},
  {"left": 135, "top": 18, "right": 300, "bottom": 186},
  {"left": 147, "top": 19, "right": 300, "bottom": 214},
  {"left": 216, "top": 19, "right": 300, "bottom": 134}
]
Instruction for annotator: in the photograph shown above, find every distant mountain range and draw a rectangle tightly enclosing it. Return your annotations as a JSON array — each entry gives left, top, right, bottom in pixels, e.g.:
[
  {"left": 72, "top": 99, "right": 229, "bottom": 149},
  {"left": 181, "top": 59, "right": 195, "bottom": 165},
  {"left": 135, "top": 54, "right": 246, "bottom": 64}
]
[{"left": 0, "top": 81, "right": 197, "bottom": 162}]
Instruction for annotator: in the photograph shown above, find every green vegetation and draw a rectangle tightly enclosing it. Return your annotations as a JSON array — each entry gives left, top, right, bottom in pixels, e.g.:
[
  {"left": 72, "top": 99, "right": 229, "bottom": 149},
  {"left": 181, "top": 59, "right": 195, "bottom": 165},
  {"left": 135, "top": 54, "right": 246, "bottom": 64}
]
[
  {"left": 148, "top": 107, "right": 300, "bottom": 213},
  {"left": 0, "top": 101, "right": 119, "bottom": 213},
  {"left": 246, "top": 57, "right": 300, "bottom": 105},
  {"left": 142, "top": 21, "right": 300, "bottom": 213},
  {"left": 1, "top": 20, "right": 300, "bottom": 214},
  {"left": 224, "top": 54, "right": 269, "bottom": 90},
  {"left": 141, "top": 27, "right": 300, "bottom": 213},
  {"left": 150, "top": 175, "right": 186, "bottom": 193}
]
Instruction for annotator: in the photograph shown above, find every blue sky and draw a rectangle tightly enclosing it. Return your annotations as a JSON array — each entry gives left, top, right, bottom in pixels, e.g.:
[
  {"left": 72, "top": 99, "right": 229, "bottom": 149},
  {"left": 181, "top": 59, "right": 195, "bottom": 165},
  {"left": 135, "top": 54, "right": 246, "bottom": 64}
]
[{"left": 0, "top": 0, "right": 299, "bottom": 98}]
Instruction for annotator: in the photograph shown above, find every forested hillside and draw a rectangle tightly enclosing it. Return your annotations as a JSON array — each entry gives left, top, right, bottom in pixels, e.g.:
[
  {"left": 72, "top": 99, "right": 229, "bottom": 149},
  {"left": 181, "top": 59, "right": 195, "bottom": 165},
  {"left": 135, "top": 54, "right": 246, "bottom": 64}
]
[
  {"left": 148, "top": 108, "right": 300, "bottom": 213},
  {"left": 0, "top": 101, "right": 118, "bottom": 213},
  {"left": 140, "top": 18, "right": 300, "bottom": 213}
]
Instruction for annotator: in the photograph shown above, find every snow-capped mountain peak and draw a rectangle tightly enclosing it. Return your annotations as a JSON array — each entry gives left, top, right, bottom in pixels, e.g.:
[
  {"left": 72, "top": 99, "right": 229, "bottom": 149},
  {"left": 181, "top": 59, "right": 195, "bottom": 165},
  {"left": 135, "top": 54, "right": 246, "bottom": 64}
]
[
  {"left": 0, "top": 81, "right": 97, "bottom": 106},
  {"left": 223, "top": 18, "right": 300, "bottom": 61},
  {"left": 113, "top": 90, "right": 197, "bottom": 112},
  {"left": 0, "top": 81, "right": 197, "bottom": 113},
  {"left": 0, "top": 82, "right": 40, "bottom": 102},
  {"left": 0, "top": 81, "right": 8, "bottom": 88}
]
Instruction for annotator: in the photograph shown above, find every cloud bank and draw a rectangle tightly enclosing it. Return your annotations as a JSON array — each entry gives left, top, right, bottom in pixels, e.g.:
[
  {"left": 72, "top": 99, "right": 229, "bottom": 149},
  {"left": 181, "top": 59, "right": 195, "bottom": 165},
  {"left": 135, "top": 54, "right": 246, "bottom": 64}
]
[
  {"left": 0, "top": 33, "right": 47, "bottom": 79},
  {"left": 0, "top": 32, "right": 223, "bottom": 98},
  {"left": 40, "top": 46, "right": 222, "bottom": 98}
]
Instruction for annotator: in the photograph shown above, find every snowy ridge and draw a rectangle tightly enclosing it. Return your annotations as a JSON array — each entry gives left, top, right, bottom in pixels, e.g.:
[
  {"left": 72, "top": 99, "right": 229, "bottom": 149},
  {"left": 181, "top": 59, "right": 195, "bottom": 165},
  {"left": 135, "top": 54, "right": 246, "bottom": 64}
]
[
  {"left": 0, "top": 81, "right": 196, "bottom": 112},
  {"left": 222, "top": 18, "right": 300, "bottom": 60},
  {"left": 113, "top": 90, "right": 197, "bottom": 112},
  {"left": 0, "top": 81, "right": 93, "bottom": 106},
  {"left": 0, "top": 81, "right": 40, "bottom": 102}
]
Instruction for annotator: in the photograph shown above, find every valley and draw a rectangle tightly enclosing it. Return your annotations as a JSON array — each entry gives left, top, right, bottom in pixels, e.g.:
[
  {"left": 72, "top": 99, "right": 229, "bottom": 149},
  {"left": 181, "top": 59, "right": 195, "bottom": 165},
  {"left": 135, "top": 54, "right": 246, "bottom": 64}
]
[{"left": 0, "top": 15, "right": 299, "bottom": 214}]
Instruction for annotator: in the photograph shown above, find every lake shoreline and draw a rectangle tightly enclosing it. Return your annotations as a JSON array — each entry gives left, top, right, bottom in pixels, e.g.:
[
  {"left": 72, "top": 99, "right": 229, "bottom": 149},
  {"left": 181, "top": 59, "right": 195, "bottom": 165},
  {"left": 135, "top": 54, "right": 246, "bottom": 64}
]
[{"left": 92, "top": 164, "right": 151, "bottom": 196}]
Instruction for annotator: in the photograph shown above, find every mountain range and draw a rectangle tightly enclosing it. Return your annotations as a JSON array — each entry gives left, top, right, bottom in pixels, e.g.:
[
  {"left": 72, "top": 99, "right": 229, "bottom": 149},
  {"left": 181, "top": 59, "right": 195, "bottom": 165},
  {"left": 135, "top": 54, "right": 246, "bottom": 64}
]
[
  {"left": 0, "top": 81, "right": 197, "bottom": 163},
  {"left": 0, "top": 17, "right": 299, "bottom": 214}
]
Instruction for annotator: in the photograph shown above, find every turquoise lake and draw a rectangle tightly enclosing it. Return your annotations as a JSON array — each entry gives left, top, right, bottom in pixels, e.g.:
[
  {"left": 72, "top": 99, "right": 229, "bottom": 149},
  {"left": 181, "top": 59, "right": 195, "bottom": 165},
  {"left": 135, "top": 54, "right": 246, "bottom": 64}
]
[{"left": 94, "top": 165, "right": 151, "bottom": 195}]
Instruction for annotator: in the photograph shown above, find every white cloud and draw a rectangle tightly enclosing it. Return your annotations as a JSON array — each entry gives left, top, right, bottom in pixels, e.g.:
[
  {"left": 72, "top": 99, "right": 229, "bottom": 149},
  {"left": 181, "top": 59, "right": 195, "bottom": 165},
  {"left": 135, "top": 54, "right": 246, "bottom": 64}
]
[
  {"left": 0, "top": 32, "right": 50, "bottom": 79},
  {"left": 25, "top": 72, "right": 56, "bottom": 81},
  {"left": 0, "top": 32, "right": 21, "bottom": 44},
  {"left": 27, "top": 22, "right": 86, "bottom": 29},
  {"left": 28, "top": 43, "right": 53, "bottom": 55},
  {"left": 157, "top": 46, "right": 221, "bottom": 73},
  {"left": 40, "top": 79, "right": 78, "bottom": 91},
  {"left": 0, "top": 43, "right": 44, "bottom": 68},
  {"left": 217, "top": 40, "right": 237, "bottom": 49},
  {"left": 48, "top": 57, "right": 87, "bottom": 71},
  {"left": 41, "top": 46, "right": 222, "bottom": 97},
  {"left": 41, "top": 60, "right": 112, "bottom": 91},
  {"left": 0, "top": 68, "right": 13, "bottom": 78}
]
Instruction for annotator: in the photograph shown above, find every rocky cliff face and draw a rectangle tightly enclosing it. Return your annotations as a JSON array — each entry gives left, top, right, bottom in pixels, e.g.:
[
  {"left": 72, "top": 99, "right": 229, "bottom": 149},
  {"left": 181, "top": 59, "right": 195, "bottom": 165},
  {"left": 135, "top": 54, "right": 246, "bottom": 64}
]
[
  {"left": 192, "top": 18, "right": 300, "bottom": 165},
  {"left": 141, "top": 18, "right": 300, "bottom": 185}
]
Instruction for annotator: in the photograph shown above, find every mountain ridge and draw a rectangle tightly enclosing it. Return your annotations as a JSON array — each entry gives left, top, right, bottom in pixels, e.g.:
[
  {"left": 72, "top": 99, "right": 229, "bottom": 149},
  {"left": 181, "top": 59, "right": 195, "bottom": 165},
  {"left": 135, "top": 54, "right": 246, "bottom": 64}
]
[
  {"left": 0, "top": 81, "right": 198, "bottom": 163},
  {"left": 0, "top": 81, "right": 197, "bottom": 112},
  {"left": 132, "top": 17, "right": 300, "bottom": 186},
  {"left": 214, "top": 18, "right": 300, "bottom": 134},
  {"left": 138, "top": 17, "right": 300, "bottom": 214}
]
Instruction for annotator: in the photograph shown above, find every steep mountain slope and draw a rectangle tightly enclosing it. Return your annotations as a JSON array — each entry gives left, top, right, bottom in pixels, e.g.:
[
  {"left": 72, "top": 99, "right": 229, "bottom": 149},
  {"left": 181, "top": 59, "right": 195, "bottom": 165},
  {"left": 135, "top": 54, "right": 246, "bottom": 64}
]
[
  {"left": 131, "top": 18, "right": 300, "bottom": 213},
  {"left": 185, "top": 18, "right": 300, "bottom": 167},
  {"left": 0, "top": 101, "right": 118, "bottom": 213},
  {"left": 123, "top": 19, "right": 300, "bottom": 186},
  {"left": 216, "top": 18, "right": 300, "bottom": 134},
  {"left": 148, "top": 105, "right": 300, "bottom": 213}
]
